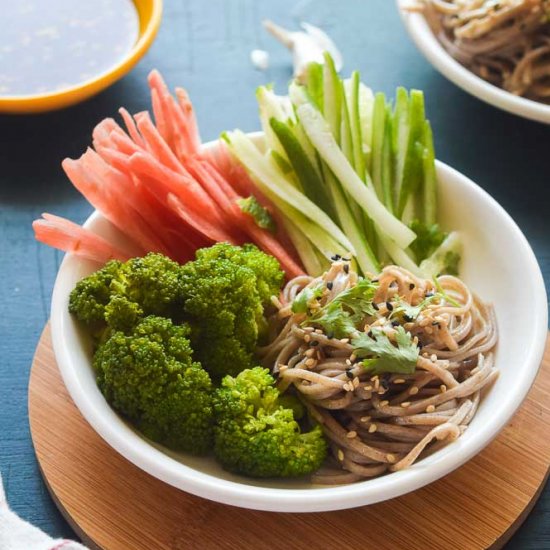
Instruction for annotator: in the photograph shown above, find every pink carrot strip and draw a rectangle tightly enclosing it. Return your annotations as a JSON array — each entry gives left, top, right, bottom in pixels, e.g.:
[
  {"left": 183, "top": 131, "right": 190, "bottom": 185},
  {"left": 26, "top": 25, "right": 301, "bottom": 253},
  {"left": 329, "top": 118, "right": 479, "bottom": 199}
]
[
  {"left": 119, "top": 107, "right": 145, "bottom": 148},
  {"left": 150, "top": 88, "right": 173, "bottom": 150},
  {"left": 109, "top": 128, "right": 145, "bottom": 156},
  {"left": 33, "top": 214, "right": 136, "bottom": 264},
  {"left": 176, "top": 87, "right": 201, "bottom": 154}
]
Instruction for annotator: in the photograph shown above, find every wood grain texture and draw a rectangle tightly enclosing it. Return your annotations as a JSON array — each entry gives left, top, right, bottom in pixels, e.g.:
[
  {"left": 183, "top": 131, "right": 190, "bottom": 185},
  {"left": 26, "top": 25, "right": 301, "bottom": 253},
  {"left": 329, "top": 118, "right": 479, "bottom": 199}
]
[{"left": 29, "top": 325, "right": 550, "bottom": 550}]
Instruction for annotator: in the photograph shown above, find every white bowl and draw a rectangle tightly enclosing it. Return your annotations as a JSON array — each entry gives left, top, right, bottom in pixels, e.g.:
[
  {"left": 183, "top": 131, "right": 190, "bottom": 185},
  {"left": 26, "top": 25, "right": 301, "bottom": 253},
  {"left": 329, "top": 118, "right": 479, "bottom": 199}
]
[
  {"left": 50, "top": 136, "right": 548, "bottom": 512},
  {"left": 397, "top": 1, "right": 550, "bottom": 124}
]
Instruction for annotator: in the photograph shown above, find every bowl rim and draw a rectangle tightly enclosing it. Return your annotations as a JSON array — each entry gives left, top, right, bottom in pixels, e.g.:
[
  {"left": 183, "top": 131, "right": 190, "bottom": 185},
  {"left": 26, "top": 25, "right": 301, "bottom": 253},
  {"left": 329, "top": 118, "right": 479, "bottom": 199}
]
[
  {"left": 50, "top": 139, "right": 548, "bottom": 512},
  {"left": 397, "top": 1, "right": 550, "bottom": 124},
  {"left": 0, "top": 0, "right": 162, "bottom": 114}
]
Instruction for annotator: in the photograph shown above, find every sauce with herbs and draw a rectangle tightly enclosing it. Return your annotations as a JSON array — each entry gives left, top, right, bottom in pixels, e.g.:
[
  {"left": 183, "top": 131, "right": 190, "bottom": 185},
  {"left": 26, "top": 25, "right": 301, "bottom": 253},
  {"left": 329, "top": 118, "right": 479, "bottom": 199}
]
[{"left": 0, "top": 0, "right": 139, "bottom": 97}]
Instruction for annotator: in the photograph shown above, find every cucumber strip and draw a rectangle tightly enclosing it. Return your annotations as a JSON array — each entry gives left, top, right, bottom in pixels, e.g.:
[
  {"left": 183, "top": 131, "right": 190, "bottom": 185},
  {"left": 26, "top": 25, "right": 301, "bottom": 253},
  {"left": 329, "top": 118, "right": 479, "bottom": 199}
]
[
  {"left": 345, "top": 72, "right": 366, "bottom": 182},
  {"left": 340, "top": 80, "right": 355, "bottom": 167},
  {"left": 304, "top": 62, "right": 324, "bottom": 113},
  {"left": 396, "top": 90, "right": 426, "bottom": 219},
  {"left": 378, "top": 233, "right": 423, "bottom": 277},
  {"left": 226, "top": 130, "right": 355, "bottom": 253},
  {"left": 270, "top": 118, "right": 334, "bottom": 216},
  {"left": 422, "top": 121, "right": 437, "bottom": 225},
  {"left": 322, "top": 52, "right": 342, "bottom": 144},
  {"left": 392, "top": 87, "right": 410, "bottom": 207},
  {"left": 381, "top": 105, "right": 394, "bottom": 213},
  {"left": 419, "top": 232, "right": 462, "bottom": 277},
  {"left": 329, "top": 177, "right": 380, "bottom": 274},
  {"left": 280, "top": 215, "right": 326, "bottom": 276},
  {"left": 296, "top": 103, "right": 416, "bottom": 249},
  {"left": 358, "top": 82, "right": 375, "bottom": 153},
  {"left": 256, "top": 86, "right": 294, "bottom": 159},
  {"left": 370, "top": 92, "right": 386, "bottom": 200}
]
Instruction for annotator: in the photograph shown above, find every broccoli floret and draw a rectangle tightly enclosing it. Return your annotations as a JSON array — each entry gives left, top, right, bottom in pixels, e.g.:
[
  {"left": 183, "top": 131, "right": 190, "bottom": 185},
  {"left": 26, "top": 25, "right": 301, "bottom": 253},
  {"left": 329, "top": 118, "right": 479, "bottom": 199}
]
[
  {"left": 69, "top": 260, "right": 122, "bottom": 325},
  {"left": 179, "top": 256, "right": 265, "bottom": 379},
  {"left": 195, "top": 242, "right": 283, "bottom": 305},
  {"left": 69, "top": 253, "right": 184, "bottom": 332},
  {"left": 213, "top": 367, "right": 327, "bottom": 478},
  {"left": 94, "top": 316, "right": 213, "bottom": 454}
]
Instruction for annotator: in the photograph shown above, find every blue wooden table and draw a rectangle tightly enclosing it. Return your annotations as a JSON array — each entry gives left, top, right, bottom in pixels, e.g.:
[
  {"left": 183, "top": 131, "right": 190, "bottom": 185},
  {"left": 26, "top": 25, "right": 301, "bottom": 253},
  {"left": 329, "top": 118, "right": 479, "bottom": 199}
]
[{"left": 1, "top": 1, "right": 549, "bottom": 547}]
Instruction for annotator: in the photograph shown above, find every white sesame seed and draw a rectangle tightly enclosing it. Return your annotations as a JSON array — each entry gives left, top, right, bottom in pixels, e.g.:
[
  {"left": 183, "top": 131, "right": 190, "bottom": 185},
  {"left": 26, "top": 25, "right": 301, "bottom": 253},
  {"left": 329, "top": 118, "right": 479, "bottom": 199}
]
[
  {"left": 305, "top": 358, "right": 316, "bottom": 367},
  {"left": 401, "top": 401, "right": 411, "bottom": 408},
  {"left": 440, "top": 384, "right": 447, "bottom": 393},
  {"left": 380, "top": 400, "right": 389, "bottom": 407},
  {"left": 305, "top": 348, "right": 315, "bottom": 357},
  {"left": 426, "top": 405, "right": 436, "bottom": 413},
  {"left": 409, "top": 386, "right": 419, "bottom": 395},
  {"left": 350, "top": 354, "right": 357, "bottom": 362},
  {"left": 347, "top": 431, "right": 357, "bottom": 439},
  {"left": 340, "top": 338, "right": 350, "bottom": 344},
  {"left": 393, "top": 378, "right": 406, "bottom": 384},
  {"left": 360, "top": 416, "right": 371, "bottom": 423},
  {"left": 345, "top": 358, "right": 352, "bottom": 366},
  {"left": 368, "top": 423, "right": 377, "bottom": 433},
  {"left": 337, "top": 449, "right": 344, "bottom": 461},
  {"left": 304, "top": 334, "right": 311, "bottom": 343},
  {"left": 353, "top": 377, "right": 360, "bottom": 388},
  {"left": 364, "top": 385, "right": 373, "bottom": 392},
  {"left": 386, "top": 453, "right": 396, "bottom": 463}
]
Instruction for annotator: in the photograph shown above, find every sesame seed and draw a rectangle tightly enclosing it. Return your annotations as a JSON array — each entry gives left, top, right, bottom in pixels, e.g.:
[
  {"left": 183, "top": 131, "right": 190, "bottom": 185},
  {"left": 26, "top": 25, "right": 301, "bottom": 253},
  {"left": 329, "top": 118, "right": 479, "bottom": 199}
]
[
  {"left": 426, "top": 405, "right": 436, "bottom": 413},
  {"left": 304, "top": 334, "right": 311, "bottom": 343},
  {"left": 310, "top": 340, "right": 319, "bottom": 347},
  {"left": 409, "top": 283, "right": 415, "bottom": 290},
  {"left": 279, "top": 365, "right": 288, "bottom": 372},
  {"left": 386, "top": 301, "right": 394, "bottom": 312},
  {"left": 345, "top": 358, "right": 352, "bottom": 366},
  {"left": 326, "top": 281, "right": 334, "bottom": 290},
  {"left": 386, "top": 453, "right": 396, "bottom": 463},
  {"left": 380, "top": 400, "right": 389, "bottom": 407},
  {"left": 364, "top": 385, "right": 373, "bottom": 392},
  {"left": 349, "top": 353, "right": 357, "bottom": 362},
  {"left": 340, "top": 338, "right": 350, "bottom": 344},
  {"left": 374, "top": 379, "right": 380, "bottom": 391},
  {"left": 331, "top": 254, "right": 342, "bottom": 261},
  {"left": 347, "top": 431, "right": 357, "bottom": 439},
  {"left": 345, "top": 369, "right": 354, "bottom": 379},
  {"left": 337, "top": 449, "right": 344, "bottom": 461},
  {"left": 305, "top": 358, "right": 316, "bottom": 367},
  {"left": 430, "top": 354, "right": 438, "bottom": 362},
  {"left": 394, "top": 378, "right": 406, "bottom": 384},
  {"left": 409, "top": 386, "right": 419, "bottom": 395},
  {"left": 343, "top": 264, "right": 349, "bottom": 274},
  {"left": 305, "top": 348, "right": 315, "bottom": 357},
  {"left": 368, "top": 423, "right": 377, "bottom": 433},
  {"left": 401, "top": 402, "right": 411, "bottom": 408},
  {"left": 370, "top": 375, "right": 379, "bottom": 382},
  {"left": 360, "top": 416, "right": 371, "bottom": 423},
  {"left": 440, "top": 385, "right": 447, "bottom": 393},
  {"left": 353, "top": 377, "right": 360, "bottom": 388}
]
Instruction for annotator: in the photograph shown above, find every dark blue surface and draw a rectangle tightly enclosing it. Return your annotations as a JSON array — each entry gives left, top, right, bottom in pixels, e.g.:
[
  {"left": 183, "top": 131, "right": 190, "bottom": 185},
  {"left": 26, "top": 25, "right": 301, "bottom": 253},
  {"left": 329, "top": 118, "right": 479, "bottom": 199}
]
[{"left": 0, "top": 1, "right": 549, "bottom": 547}]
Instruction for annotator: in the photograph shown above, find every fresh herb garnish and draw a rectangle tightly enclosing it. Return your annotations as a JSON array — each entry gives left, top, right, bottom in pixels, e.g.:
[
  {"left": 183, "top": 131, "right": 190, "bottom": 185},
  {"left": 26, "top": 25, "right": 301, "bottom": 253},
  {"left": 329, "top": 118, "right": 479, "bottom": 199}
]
[
  {"left": 409, "top": 220, "right": 448, "bottom": 263},
  {"left": 291, "top": 284, "right": 324, "bottom": 314},
  {"left": 237, "top": 196, "right": 277, "bottom": 233},
  {"left": 352, "top": 326, "right": 419, "bottom": 375}
]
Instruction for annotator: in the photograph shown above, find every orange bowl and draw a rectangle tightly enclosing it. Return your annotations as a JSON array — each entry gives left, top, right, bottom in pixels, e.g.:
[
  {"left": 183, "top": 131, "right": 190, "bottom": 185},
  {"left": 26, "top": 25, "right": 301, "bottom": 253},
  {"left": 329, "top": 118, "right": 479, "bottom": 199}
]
[{"left": 0, "top": 0, "right": 162, "bottom": 114}]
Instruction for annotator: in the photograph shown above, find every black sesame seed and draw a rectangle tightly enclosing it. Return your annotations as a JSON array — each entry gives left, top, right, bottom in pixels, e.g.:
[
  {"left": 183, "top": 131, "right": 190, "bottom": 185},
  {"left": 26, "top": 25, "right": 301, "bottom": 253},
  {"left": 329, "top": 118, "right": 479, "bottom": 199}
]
[
  {"left": 310, "top": 340, "right": 319, "bottom": 346},
  {"left": 342, "top": 257, "right": 351, "bottom": 262},
  {"left": 372, "top": 302, "right": 379, "bottom": 311},
  {"left": 327, "top": 332, "right": 334, "bottom": 339},
  {"left": 386, "top": 301, "right": 393, "bottom": 312},
  {"left": 331, "top": 254, "right": 341, "bottom": 261},
  {"left": 367, "top": 331, "right": 374, "bottom": 338},
  {"left": 343, "top": 264, "right": 349, "bottom": 274},
  {"left": 417, "top": 341, "right": 423, "bottom": 349},
  {"left": 391, "top": 320, "right": 400, "bottom": 327},
  {"left": 403, "top": 314, "right": 413, "bottom": 323},
  {"left": 345, "top": 369, "right": 354, "bottom": 379},
  {"left": 372, "top": 279, "right": 379, "bottom": 283},
  {"left": 327, "top": 281, "right": 334, "bottom": 290},
  {"left": 381, "top": 374, "right": 390, "bottom": 390},
  {"left": 432, "top": 321, "right": 439, "bottom": 326},
  {"left": 425, "top": 292, "right": 434, "bottom": 298},
  {"left": 409, "top": 283, "right": 415, "bottom": 290}
]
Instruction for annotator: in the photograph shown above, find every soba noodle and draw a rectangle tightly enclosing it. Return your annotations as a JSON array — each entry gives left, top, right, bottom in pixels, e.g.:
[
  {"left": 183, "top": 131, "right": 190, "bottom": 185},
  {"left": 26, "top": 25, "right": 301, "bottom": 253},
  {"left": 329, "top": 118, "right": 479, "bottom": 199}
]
[
  {"left": 408, "top": 0, "right": 550, "bottom": 101},
  {"left": 259, "top": 261, "right": 498, "bottom": 484}
]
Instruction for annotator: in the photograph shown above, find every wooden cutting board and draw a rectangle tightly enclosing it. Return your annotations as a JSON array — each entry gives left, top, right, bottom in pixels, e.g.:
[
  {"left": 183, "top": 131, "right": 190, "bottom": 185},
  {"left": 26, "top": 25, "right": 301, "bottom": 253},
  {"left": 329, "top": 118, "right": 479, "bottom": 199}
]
[{"left": 29, "top": 324, "right": 550, "bottom": 550}]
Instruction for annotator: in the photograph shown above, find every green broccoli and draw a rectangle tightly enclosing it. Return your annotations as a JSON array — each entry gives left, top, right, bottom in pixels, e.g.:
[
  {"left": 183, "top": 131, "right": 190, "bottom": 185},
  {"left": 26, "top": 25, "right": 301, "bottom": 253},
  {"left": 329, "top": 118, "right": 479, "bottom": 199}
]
[
  {"left": 194, "top": 242, "right": 283, "bottom": 305},
  {"left": 69, "top": 253, "right": 184, "bottom": 331},
  {"left": 180, "top": 245, "right": 283, "bottom": 379},
  {"left": 213, "top": 367, "right": 327, "bottom": 478},
  {"left": 94, "top": 316, "right": 213, "bottom": 454}
]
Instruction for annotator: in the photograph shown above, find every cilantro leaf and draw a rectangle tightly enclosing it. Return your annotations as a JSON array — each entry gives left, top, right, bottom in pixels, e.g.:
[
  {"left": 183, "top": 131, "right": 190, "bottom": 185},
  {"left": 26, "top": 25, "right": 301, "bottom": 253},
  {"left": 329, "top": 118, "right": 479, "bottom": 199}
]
[
  {"left": 237, "top": 196, "right": 276, "bottom": 233},
  {"left": 304, "top": 278, "right": 378, "bottom": 338},
  {"left": 392, "top": 294, "right": 438, "bottom": 321},
  {"left": 409, "top": 220, "right": 447, "bottom": 263},
  {"left": 291, "top": 285, "right": 324, "bottom": 314},
  {"left": 352, "top": 326, "right": 419, "bottom": 375}
]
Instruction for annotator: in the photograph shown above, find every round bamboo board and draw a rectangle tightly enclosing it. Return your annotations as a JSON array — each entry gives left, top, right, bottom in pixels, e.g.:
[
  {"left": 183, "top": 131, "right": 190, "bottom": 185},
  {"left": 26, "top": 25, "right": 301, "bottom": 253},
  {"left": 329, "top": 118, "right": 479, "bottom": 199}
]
[{"left": 29, "top": 324, "right": 550, "bottom": 550}]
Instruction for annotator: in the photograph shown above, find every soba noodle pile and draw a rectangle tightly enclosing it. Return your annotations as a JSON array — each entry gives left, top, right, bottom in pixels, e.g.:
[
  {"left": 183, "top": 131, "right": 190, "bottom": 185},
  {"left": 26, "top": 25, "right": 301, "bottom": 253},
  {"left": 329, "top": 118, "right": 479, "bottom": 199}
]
[
  {"left": 411, "top": 0, "right": 550, "bottom": 101},
  {"left": 259, "top": 260, "right": 498, "bottom": 484}
]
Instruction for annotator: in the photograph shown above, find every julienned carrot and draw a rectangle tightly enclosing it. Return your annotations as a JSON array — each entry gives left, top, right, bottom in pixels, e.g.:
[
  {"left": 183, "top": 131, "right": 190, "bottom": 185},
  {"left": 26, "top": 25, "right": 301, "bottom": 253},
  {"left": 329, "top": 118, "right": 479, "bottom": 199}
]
[
  {"left": 176, "top": 87, "right": 201, "bottom": 155},
  {"left": 150, "top": 88, "right": 171, "bottom": 150},
  {"left": 134, "top": 111, "right": 183, "bottom": 174},
  {"left": 33, "top": 213, "right": 138, "bottom": 264},
  {"left": 119, "top": 107, "right": 146, "bottom": 148},
  {"left": 64, "top": 152, "right": 168, "bottom": 255}
]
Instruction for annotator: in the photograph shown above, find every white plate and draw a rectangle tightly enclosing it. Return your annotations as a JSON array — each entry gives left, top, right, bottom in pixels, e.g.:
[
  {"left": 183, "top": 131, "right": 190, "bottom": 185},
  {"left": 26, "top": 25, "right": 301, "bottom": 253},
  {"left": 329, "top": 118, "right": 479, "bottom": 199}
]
[
  {"left": 50, "top": 136, "right": 548, "bottom": 512},
  {"left": 397, "top": 1, "right": 550, "bottom": 124}
]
